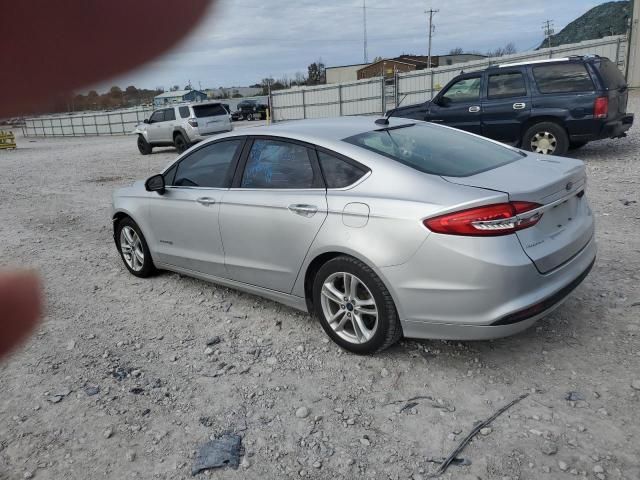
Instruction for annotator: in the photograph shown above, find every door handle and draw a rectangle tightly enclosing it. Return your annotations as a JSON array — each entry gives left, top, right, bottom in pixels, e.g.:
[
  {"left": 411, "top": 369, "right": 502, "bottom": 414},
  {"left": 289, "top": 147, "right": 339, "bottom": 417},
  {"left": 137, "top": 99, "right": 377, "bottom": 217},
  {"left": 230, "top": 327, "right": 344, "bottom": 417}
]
[
  {"left": 288, "top": 204, "right": 318, "bottom": 217},
  {"left": 513, "top": 102, "right": 526, "bottom": 110},
  {"left": 469, "top": 106, "right": 480, "bottom": 113},
  {"left": 196, "top": 197, "right": 216, "bottom": 206}
]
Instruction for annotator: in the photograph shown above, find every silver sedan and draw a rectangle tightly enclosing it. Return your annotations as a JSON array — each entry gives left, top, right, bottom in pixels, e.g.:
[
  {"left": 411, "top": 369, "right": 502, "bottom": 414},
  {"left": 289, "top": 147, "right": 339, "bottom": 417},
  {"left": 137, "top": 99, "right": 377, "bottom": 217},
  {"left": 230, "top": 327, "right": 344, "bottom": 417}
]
[{"left": 112, "top": 117, "right": 596, "bottom": 354}]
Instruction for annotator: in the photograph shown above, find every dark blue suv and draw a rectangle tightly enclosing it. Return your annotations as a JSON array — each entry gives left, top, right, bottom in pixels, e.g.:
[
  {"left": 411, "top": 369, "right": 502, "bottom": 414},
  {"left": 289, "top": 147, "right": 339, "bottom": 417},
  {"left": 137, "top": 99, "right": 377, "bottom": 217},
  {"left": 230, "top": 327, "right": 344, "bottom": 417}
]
[{"left": 390, "top": 56, "right": 633, "bottom": 155}]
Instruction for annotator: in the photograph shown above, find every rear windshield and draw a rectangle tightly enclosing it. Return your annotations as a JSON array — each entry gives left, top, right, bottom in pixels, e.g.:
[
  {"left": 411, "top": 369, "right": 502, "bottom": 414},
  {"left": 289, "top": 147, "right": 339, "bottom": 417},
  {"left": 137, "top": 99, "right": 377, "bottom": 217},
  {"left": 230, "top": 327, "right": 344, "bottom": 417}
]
[
  {"left": 193, "top": 104, "right": 227, "bottom": 118},
  {"left": 343, "top": 123, "right": 524, "bottom": 177},
  {"left": 595, "top": 58, "right": 627, "bottom": 90}
]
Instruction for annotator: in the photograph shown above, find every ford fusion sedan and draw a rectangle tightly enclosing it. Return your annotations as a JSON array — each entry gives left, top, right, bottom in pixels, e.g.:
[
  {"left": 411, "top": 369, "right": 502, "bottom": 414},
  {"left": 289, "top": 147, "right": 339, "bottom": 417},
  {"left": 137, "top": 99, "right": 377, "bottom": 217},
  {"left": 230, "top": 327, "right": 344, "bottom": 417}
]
[{"left": 112, "top": 117, "right": 596, "bottom": 354}]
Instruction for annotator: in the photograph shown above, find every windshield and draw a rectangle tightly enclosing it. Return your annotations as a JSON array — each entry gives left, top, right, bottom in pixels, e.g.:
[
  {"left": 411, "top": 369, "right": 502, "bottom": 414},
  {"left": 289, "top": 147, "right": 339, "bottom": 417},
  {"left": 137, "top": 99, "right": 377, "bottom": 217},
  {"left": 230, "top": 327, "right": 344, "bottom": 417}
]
[{"left": 343, "top": 123, "right": 524, "bottom": 177}]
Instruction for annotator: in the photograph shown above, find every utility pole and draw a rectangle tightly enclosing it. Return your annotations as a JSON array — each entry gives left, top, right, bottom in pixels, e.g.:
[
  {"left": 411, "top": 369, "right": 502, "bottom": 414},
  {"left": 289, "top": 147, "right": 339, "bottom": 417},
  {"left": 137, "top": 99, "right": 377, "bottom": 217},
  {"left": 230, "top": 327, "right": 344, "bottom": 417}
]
[
  {"left": 543, "top": 19, "right": 554, "bottom": 49},
  {"left": 426, "top": 8, "right": 439, "bottom": 68},
  {"left": 363, "top": 0, "right": 368, "bottom": 64}
]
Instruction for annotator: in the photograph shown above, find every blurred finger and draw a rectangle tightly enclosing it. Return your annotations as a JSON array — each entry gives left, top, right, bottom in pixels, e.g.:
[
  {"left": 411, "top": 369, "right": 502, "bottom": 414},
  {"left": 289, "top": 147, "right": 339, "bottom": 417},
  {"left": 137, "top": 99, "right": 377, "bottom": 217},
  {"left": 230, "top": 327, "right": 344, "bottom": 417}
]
[
  {"left": 0, "top": 271, "right": 43, "bottom": 358},
  {"left": 1, "top": 0, "right": 212, "bottom": 117}
]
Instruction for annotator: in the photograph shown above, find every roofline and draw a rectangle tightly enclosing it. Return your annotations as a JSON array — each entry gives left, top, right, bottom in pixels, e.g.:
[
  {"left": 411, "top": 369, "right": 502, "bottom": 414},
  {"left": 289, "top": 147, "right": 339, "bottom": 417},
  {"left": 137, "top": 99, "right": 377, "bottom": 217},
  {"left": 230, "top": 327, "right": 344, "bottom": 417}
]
[{"left": 326, "top": 63, "right": 371, "bottom": 70}]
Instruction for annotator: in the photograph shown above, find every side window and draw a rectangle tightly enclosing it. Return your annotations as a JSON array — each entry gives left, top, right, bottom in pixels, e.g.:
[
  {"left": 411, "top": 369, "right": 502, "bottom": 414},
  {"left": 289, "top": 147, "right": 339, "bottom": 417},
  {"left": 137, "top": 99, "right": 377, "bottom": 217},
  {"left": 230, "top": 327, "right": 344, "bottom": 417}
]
[
  {"left": 487, "top": 72, "right": 527, "bottom": 99},
  {"left": 164, "top": 108, "right": 176, "bottom": 121},
  {"left": 318, "top": 151, "right": 368, "bottom": 188},
  {"left": 149, "top": 110, "right": 164, "bottom": 123},
  {"left": 172, "top": 139, "right": 243, "bottom": 188},
  {"left": 178, "top": 106, "right": 190, "bottom": 118},
  {"left": 241, "top": 139, "right": 315, "bottom": 189},
  {"left": 533, "top": 63, "right": 594, "bottom": 93},
  {"left": 442, "top": 77, "right": 481, "bottom": 103}
]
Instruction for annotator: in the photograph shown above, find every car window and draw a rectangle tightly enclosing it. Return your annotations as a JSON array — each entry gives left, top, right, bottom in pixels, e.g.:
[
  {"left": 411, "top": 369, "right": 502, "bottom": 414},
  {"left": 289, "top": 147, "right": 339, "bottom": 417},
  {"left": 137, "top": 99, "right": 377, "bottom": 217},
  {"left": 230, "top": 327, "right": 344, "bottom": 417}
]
[
  {"left": 318, "top": 151, "right": 368, "bottom": 188},
  {"left": 532, "top": 63, "right": 594, "bottom": 93},
  {"left": 241, "top": 139, "right": 315, "bottom": 189},
  {"left": 172, "top": 139, "right": 243, "bottom": 188},
  {"left": 178, "top": 106, "right": 190, "bottom": 118},
  {"left": 163, "top": 108, "right": 176, "bottom": 121},
  {"left": 343, "top": 123, "right": 524, "bottom": 177},
  {"left": 441, "top": 77, "right": 481, "bottom": 103},
  {"left": 487, "top": 72, "right": 527, "bottom": 99},
  {"left": 595, "top": 58, "right": 626, "bottom": 90},
  {"left": 149, "top": 110, "right": 164, "bottom": 123},
  {"left": 193, "top": 104, "right": 227, "bottom": 117}
]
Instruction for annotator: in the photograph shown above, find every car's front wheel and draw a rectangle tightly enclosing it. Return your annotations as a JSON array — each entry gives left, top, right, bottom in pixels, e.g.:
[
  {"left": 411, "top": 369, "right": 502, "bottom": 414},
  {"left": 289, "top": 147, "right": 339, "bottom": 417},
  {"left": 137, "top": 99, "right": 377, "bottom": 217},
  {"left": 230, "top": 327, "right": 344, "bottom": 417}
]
[
  {"left": 522, "top": 122, "right": 569, "bottom": 156},
  {"left": 115, "top": 217, "right": 156, "bottom": 278},
  {"left": 137, "top": 135, "right": 152, "bottom": 155},
  {"left": 174, "top": 133, "right": 188, "bottom": 153},
  {"left": 312, "top": 256, "right": 402, "bottom": 354}
]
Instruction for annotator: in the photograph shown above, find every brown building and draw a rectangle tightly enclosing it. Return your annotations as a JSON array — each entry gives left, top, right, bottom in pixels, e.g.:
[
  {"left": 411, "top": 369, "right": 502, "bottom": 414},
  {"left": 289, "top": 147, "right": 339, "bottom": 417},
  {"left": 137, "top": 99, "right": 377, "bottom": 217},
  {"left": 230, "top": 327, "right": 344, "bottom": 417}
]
[{"left": 356, "top": 53, "right": 486, "bottom": 80}]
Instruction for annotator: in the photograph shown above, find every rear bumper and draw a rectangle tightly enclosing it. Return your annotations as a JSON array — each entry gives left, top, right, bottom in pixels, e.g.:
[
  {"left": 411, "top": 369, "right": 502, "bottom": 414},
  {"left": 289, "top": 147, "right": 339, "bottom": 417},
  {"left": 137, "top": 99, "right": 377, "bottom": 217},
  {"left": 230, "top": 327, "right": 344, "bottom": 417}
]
[
  {"left": 382, "top": 233, "right": 596, "bottom": 341},
  {"left": 570, "top": 114, "right": 634, "bottom": 142}
]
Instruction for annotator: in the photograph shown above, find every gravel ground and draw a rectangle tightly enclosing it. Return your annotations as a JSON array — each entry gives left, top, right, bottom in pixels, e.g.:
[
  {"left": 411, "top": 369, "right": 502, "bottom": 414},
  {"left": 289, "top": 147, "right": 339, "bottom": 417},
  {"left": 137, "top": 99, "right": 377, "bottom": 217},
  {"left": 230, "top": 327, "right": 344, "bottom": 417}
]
[{"left": 1, "top": 98, "right": 639, "bottom": 480}]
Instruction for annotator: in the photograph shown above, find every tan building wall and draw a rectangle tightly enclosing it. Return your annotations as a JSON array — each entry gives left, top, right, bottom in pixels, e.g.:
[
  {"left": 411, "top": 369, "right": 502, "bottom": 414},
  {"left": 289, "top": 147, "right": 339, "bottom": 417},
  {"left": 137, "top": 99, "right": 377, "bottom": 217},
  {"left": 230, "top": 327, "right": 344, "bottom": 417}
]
[{"left": 325, "top": 64, "right": 369, "bottom": 84}]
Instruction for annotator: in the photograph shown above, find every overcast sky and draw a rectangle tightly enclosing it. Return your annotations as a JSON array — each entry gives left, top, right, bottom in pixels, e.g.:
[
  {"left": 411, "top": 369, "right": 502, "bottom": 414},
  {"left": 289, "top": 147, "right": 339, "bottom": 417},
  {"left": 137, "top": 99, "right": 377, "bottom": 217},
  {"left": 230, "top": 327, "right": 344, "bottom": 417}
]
[{"left": 95, "top": 0, "right": 605, "bottom": 92}]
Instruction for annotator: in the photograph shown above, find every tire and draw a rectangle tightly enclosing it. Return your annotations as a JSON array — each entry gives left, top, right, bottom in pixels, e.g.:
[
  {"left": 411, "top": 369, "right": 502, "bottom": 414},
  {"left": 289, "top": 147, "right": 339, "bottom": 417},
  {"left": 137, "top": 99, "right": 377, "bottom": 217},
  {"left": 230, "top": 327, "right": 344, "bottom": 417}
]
[
  {"left": 569, "top": 141, "right": 588, "bottom": 150},
  {"left": 137, "top": 135, "right": 152, "bottom": 155},
  {"left": 173, "top": 133, "right": 188, "bottom": 153},
  {"left": 115, "top": 217, "right": 156, "bottom": 278},
  {"left": 522, "top": 122, "right": 569, "bottom": 156},
  {"left": 247, "top": 112, "right": 255, "bottom": 121},
  {"left": 312, "top": 256, "right": 402, "bottom": 354}
]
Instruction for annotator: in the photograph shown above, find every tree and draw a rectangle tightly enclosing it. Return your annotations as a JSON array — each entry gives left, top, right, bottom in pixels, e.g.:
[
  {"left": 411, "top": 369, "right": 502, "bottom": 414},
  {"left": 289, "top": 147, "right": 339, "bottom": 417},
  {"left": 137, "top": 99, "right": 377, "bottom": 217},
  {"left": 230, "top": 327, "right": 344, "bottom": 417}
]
[
  {"left": 503, "top": 42, "right": 517, "bottom": 55},
  {"left": 372, "top": 56, "right": 384, "bottom": 63},
  {"left": 184, "top": 83, "right": 193, "bottom": 90},
  {"left": 448, "top": 47, "right": 464, "bottom": 55},
  {"left": 170, "top": 85, "right": 180, "bottom": 91},
  {"left": 486, "top": 42, "right": 517, "bottom": 58},
  {"left": 307, "top": 59, "right": 326, "bottom": 86},
  {"left": 293, "top": 71, "right": 307, "bottom": 86}
]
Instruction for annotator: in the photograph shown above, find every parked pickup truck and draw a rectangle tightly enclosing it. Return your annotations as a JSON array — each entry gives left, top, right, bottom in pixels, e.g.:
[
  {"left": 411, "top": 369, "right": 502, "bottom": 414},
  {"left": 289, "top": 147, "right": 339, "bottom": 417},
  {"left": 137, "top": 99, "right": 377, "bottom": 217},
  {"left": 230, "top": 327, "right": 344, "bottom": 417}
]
[{"left": 389, "top": 55, "right": 633, "bottom": 155}]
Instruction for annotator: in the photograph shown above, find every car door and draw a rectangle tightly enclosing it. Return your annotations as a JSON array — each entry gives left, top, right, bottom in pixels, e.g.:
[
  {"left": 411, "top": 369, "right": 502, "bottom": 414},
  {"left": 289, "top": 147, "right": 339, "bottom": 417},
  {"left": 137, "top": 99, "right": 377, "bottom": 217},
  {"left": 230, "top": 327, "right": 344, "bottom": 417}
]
[
  {"left": 219, "top": 137, "right": 328, "bottom": 293},
  {"left": 160, "top": 107, "right": 178, "bottom": 142},
  {"left": 147, "top": 138, "right": 246, "bottom": 276},
  {"left": 146, "top": 110, "right": 165, "bottom": 142},
  {"left": 481, "top": 69, "right": 531, "bottom": 144},
  {"left": 427, "top": 74, "right": 483, "bottom": 135}
]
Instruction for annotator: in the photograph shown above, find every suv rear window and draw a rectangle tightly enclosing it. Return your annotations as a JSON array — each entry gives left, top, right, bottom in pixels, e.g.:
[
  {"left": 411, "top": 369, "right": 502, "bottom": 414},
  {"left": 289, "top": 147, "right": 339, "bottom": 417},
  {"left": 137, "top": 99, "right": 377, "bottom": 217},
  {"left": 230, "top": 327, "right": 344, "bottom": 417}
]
[
  {"left": 343, "top": 123, "right": 524, "bottom": 177},
  {"left": 532, "top": 63, "right": 594, "bottom": 93},
  {"left": 595, "top": 58, "right": 626, "bottom": 90},
  {"left": 193, "top": 104, "right": 227, "bottom": 118}
]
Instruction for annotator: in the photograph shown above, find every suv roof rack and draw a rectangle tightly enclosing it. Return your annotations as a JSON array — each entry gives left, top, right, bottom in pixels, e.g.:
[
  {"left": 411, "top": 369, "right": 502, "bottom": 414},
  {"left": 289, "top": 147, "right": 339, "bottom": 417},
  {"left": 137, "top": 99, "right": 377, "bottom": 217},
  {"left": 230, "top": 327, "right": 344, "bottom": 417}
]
[{"left": 497, "top": 57, "right": 571, "bottom": 68}]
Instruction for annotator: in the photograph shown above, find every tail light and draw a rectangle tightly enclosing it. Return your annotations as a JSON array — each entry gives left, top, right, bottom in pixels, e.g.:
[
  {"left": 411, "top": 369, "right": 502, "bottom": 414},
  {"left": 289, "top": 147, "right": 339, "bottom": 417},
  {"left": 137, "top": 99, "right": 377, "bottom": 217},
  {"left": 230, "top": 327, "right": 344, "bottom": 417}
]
[
  {"left": 594, "top": 96, "right": 608, "bottom": 119},
  {"left": 424, "top": 201, "right": 543, "bottom": 236},
  {"left": 188, "top": 118, "right": 198, "bottom": 127}
]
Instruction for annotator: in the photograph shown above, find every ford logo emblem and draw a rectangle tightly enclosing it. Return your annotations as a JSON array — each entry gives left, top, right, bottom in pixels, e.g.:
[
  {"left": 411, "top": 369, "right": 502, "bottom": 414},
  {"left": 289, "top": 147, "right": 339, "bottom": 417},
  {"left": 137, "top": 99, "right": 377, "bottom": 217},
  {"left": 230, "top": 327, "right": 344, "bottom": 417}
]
[{"left": 566, "top": 182, "right": 573, "bottom": 191}]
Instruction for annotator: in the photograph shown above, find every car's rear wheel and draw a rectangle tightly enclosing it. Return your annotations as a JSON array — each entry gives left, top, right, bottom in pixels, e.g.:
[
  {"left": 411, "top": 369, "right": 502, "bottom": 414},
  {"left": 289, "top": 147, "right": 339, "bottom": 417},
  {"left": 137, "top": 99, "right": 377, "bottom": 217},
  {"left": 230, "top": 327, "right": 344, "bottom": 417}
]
[
  {"left": 115, "top": 217, "right": 156, "bottom": 278},
  {"left": 247, "top": 112, "right": 255, "bottom": 121},
  {"left": 174, "top": 133, "right": 188, "bottom": 153},
  {"left": 137, "top": 135, "right": 152, "bottom": 155},
  {"left": 312, "top": 256, "right": 402, "bottom": 354},
  {"left": 522, "top": 122, "right": 569, "bottom": 155}
]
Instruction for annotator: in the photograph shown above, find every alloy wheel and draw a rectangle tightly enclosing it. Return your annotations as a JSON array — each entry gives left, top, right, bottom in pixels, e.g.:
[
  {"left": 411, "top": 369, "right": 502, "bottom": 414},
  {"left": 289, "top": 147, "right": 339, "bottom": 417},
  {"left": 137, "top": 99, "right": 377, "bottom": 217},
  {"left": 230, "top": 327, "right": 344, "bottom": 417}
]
[
  {"left": 530, "top": 131, "right": 557, "bottom": 155},
  {"left": 120, "top": 226, "right": 144, "bottom": 272},
  {"left": 320, "top": 272, "right": 378, "bottom": 344}
]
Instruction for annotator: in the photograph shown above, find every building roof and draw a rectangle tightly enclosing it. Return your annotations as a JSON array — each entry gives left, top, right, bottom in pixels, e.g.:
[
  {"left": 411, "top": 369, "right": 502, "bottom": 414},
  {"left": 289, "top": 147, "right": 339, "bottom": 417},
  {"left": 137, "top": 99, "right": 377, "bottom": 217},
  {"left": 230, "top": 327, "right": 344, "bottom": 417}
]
[
  {"left": 154, "top": 89, "right": 205, "bottom": 99},
  {"left": 326, "top": 63, "right": 370, "bottom": 70}
]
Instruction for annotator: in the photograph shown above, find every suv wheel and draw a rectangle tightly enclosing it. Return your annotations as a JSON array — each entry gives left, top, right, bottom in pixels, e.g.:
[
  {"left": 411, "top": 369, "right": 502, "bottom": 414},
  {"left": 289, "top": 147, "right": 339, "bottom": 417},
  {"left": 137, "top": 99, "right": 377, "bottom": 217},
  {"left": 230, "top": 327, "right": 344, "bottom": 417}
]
[
  {"left": 174, "top": 133, "right": 188, "bottom": 153},
  {"left": 522, "top": 122, "right": 569, "bottom": 156},
  {"left": 312, "top": 256, "right": 402, "bottom": 354},
  {"left": 137, "top": 135, "right": 152, "bottom": 155}
]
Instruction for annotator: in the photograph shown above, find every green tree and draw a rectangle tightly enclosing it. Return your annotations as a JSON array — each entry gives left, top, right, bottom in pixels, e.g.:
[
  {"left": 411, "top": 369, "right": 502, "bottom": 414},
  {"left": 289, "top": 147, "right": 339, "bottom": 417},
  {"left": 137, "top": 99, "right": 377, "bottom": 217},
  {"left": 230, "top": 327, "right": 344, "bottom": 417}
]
[{"left": 307, "top": 59, "right": 326, "bottom": 85}]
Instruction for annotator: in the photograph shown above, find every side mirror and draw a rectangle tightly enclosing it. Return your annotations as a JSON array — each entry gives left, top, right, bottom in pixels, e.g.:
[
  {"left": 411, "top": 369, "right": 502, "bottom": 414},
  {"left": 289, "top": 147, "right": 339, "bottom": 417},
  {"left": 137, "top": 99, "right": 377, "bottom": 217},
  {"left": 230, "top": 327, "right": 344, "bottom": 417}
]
[
  {"left": 437, "top": 96, "right": 451, "bottom": 107},
  {"left": 145, "top": 174, "right": 165, "bottom": 194},
  {"left": 143, "top": 118, "right": 150, "bottom": 124}
]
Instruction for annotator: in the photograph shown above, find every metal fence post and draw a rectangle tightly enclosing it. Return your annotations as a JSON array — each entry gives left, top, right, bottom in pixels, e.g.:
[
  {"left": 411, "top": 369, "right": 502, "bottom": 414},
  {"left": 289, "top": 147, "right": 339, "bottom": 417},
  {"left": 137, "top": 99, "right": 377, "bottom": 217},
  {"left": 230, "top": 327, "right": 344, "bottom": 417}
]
[
  {"left": 429, "top": 69, "right": 435, "bottom": 100},
  {"left": 108, "top": 113, "right": 113, "bottom": 135},
  {"left": 59, "top": 118, "right": 64, "bottom": 136},
  {"left": 381, "top": 78, "right": 385, "bottom": 114},
  {"left": 615, "top": 37, "right": 622, "bottom": 67},
  {"left": 338, "top": 85, "right": 343, "bottom": 117},
  {"left": 395, "top": 72, "right": 399, "bottom": 107},
  {"left": 302, "top": 90, "right": 306, "bottom": 119},
  {"left": 95, "top": 115, "right": 99, "bottom": 136},
  {"left": 81, "top": 115, "right": 86, "bottom": 135}
]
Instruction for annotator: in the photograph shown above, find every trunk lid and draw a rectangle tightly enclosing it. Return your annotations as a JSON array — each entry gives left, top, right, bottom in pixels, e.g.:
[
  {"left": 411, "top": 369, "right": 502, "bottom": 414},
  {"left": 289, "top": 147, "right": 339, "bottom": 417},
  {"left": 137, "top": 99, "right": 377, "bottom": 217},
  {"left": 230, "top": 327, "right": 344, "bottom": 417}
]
[
  {"left": 443, "top": 153, "right": 594, "bottom": 273},
  {"left": 593, "top": 58, "right": 629, "bottom": 117},
  {"left": 192, "top": 103, "right": 229, "bottom": 135}
]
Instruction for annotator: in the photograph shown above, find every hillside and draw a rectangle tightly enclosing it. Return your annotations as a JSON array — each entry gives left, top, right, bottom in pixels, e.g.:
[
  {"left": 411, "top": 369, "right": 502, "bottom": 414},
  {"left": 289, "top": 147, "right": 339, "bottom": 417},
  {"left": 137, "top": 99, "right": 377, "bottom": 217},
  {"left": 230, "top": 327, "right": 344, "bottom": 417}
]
[{"left": 539, "top": 1, "right": 631, "bottom": 48}]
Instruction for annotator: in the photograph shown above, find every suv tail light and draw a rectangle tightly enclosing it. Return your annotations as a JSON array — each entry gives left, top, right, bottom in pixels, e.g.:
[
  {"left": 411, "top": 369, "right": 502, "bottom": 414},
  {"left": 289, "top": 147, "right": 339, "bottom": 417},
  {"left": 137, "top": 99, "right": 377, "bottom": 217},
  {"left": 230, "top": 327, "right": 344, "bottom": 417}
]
[
  {"left": 594, "top": 96, "right": 608, "bottom": 119},
  {"left": 188, "top": 118, "right": 198, "bottom": 127},
  {"left": 424, "top": 202, "right": 543, "bottom": 236}
]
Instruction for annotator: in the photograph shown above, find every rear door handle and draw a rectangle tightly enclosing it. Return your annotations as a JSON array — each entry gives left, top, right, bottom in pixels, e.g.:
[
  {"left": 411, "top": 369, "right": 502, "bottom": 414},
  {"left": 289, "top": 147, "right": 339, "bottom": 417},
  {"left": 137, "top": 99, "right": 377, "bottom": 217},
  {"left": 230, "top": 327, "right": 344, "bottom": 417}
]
[
  {"left": 469, "top": 106, "right": 480, "bottom": 113},
  {"left": 196, "top": 197, "right": 216, "bottom": 206},
  {"left": 288, "top": 204, "right": 318, "bottom": 217},
  {"left": 513, "top": 102, "right": 526, "bottom": 110}
]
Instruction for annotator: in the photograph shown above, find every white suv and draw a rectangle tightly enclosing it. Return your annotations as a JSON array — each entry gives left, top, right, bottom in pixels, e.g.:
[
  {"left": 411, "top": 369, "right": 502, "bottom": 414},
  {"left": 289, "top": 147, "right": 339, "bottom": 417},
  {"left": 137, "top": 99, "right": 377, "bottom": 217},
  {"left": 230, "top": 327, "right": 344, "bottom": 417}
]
[{"left": 134, "top": 102, "right": 232, "bottom": 155}]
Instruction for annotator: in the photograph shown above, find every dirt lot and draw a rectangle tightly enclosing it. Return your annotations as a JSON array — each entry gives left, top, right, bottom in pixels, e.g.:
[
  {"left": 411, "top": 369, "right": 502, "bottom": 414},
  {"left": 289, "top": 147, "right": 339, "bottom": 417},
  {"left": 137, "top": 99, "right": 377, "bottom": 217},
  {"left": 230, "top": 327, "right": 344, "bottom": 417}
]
[{"left": 1, "top": 98, "right": 639, "bottom": 480}]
